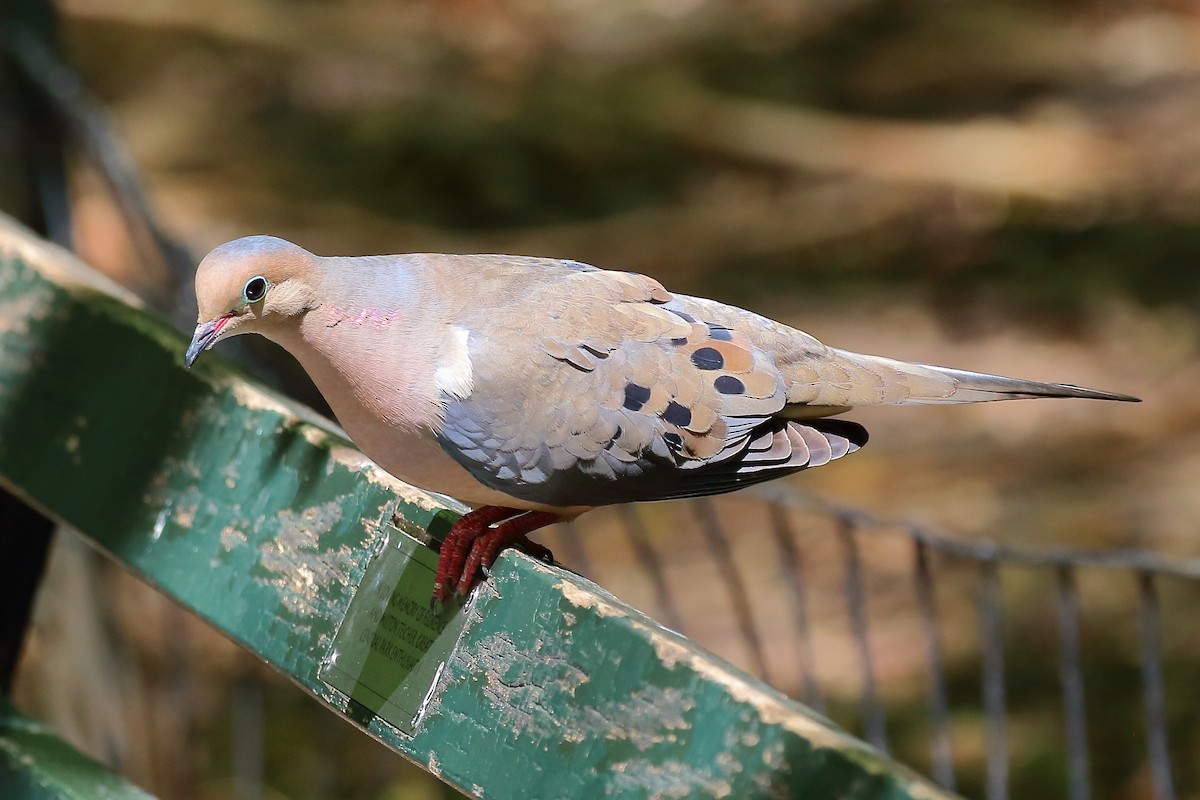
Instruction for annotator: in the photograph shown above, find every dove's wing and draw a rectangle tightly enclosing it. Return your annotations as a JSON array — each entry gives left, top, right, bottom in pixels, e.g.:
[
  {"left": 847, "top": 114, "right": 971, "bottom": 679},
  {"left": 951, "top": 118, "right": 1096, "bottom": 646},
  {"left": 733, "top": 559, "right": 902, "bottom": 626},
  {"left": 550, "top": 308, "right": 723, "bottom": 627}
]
[
  {"left": 432, "top": 255, "right": 1133, "bottom": 509},
  {"left": 677, "top": 294, "right": 1137, "bottom": 408},
  {"left": 437, "top": 265, "right": 865, "bottom": 508}
]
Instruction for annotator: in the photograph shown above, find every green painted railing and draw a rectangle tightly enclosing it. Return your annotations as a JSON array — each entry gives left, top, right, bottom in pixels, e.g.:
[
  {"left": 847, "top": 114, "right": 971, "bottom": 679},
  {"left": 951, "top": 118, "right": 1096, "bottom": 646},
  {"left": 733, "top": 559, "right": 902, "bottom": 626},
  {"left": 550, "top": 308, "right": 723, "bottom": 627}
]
[
  {"left": 0, "top": 700, "right": 153, "bottom": 800},
  {"left": 0, "top": 214, "right": 957, "bottom": 799}
]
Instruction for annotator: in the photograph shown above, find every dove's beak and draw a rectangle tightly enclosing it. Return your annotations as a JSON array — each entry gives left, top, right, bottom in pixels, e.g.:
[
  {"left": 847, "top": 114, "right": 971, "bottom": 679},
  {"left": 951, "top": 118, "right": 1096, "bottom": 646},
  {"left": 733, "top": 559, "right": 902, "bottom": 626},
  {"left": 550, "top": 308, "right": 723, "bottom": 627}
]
[{"left": 184, "top": 315, "right": 231, "bottom": 368}]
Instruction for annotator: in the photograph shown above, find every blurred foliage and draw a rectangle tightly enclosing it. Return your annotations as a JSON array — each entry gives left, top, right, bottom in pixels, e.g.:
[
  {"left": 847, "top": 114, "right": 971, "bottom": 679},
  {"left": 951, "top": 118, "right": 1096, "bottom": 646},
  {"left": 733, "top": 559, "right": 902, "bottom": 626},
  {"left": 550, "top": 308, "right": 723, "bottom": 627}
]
[{"left": 53, "top": 0, "right": 1200, "bottom": 318}]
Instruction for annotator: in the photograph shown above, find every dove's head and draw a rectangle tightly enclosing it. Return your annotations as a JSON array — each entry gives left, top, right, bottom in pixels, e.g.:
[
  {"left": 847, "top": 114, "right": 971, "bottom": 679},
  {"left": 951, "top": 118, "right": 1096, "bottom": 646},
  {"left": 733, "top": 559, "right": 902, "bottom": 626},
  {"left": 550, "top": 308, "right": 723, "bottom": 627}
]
[{"left": 186, "top": 235, "right": 320, "bottom": 367}]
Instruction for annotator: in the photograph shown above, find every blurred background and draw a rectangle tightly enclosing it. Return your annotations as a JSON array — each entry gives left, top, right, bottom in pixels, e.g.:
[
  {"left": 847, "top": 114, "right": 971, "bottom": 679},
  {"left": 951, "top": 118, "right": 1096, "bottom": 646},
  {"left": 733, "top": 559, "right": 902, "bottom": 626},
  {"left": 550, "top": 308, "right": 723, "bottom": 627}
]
[{"left": 3, "top": 0, "right": 1200, "bottom": 798}]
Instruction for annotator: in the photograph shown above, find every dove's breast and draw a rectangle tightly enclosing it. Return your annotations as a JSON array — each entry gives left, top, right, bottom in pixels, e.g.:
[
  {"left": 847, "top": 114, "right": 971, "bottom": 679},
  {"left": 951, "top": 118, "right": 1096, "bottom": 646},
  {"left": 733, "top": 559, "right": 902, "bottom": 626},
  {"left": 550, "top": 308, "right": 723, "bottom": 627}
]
[{"left": 267, "top": 306, "right": 587, "bottom": 514}]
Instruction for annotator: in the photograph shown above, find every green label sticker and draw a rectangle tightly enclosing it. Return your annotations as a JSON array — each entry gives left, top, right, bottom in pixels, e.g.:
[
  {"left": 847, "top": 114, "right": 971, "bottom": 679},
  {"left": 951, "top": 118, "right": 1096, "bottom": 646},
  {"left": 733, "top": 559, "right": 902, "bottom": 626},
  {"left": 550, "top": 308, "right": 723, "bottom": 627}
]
[{"left": 319, "top": 524, "right": 466, "bottom": 735}]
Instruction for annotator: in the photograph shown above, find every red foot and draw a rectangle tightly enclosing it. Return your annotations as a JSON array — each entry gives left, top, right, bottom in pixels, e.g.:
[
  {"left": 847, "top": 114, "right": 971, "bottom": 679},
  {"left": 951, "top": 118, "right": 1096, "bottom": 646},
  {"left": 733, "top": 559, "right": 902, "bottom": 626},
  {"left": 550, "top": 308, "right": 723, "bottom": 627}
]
[
  {"left": 433, "top": 507, "right": 520, "bottom": 604},
  {"left": 456, "top": 511, "right": 560, "bottom": 597},
  {"left": 431, "top": 506, "right": 560, "bottom": 605}
]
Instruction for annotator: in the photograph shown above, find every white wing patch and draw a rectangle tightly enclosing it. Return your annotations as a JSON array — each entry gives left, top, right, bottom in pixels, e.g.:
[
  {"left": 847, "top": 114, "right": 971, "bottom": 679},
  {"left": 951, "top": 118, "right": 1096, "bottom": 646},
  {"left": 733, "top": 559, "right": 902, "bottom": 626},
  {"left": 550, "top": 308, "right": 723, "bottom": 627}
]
[{"left": 436, "top": 325, "right": 474, "bottom": 399}]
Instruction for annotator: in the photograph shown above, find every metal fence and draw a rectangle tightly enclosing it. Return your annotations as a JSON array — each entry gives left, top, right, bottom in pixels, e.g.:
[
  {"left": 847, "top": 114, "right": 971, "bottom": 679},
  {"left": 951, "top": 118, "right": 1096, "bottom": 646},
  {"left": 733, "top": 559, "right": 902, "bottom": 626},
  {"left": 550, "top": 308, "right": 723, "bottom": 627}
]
[{"left": 544, "top": 488, "right": 1192, "bottom": 800}]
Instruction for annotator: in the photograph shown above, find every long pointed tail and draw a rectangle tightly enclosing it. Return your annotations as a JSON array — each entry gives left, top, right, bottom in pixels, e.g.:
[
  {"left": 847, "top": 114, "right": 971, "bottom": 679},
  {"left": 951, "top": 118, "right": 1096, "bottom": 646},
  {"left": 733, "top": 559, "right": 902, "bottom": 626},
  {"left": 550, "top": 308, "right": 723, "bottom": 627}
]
[
  {"left": 790, "top": 348, "right": 1141, "bottom": 408},
  {"left": 902, "top": 362, "right": 1140, "bottom": 403}
]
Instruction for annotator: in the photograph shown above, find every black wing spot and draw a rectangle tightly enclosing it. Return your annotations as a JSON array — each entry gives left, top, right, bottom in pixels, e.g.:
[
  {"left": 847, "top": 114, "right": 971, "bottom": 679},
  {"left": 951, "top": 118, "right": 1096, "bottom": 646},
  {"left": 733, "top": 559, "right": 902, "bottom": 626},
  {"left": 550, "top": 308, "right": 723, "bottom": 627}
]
[
  {"left": 715, "top": 375, "right": 745, "bottom": 395},
  {"left": 670, "top": 337, "right": 688, "bottom": 346},
  {"left": 669, "top": 309, "right": 697, "bottom": 323},
  {"left": 623, "top": 383, "right": 652, "bottom": 411},
  {"left": 662, "top": 401, "right": 692, "bottom": 427},
  {"left": 691, "top": 347, "right": 724, "bottom": 370},
  {"left": 606, "top": 425, "right": 623, "bottom": 450},
  {"left": 707, "top": 325, "right": 733, "bottom": 341},
  {"left": 663, "top": 432, "right": 684, "bottom": 452}
]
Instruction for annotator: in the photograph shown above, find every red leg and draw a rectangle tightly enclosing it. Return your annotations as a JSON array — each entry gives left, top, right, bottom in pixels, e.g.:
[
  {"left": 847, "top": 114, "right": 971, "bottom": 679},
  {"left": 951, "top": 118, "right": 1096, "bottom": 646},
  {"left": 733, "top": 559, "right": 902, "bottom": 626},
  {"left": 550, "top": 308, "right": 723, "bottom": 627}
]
[
  {"left": 433, "top": 506, "right": 522, "bottom": 605},
  {"left": 455, "top": 511, "right": 561, "bottom": 598}
]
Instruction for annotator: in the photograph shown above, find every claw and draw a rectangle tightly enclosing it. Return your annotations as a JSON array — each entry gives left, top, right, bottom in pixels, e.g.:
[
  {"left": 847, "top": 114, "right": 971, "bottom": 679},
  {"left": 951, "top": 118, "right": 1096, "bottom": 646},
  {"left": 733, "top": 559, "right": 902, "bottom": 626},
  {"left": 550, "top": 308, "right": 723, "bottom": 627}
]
[
  {"left": 431, "top": 506, "right": 522, "bottom": 606},
  {"left": 430, "top": 508, "right": 563, "bottom": 605},
  {"left": 517, "top": 536, "right": 555, "bottom": 565},
  {"left": 429, "top": 579, "right": 450, "bottom": 614}
]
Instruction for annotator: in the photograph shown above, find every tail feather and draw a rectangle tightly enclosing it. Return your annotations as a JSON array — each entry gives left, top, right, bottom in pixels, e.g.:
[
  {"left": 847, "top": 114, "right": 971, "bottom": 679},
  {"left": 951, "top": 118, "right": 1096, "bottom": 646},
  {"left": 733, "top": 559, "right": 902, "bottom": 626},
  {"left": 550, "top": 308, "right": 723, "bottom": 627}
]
[
  {"left": 782, "top": 348, "right": 1141, "bottom": 410},
  {"left": 910, "top": 364, "right": 1140, "bottom": 404}
]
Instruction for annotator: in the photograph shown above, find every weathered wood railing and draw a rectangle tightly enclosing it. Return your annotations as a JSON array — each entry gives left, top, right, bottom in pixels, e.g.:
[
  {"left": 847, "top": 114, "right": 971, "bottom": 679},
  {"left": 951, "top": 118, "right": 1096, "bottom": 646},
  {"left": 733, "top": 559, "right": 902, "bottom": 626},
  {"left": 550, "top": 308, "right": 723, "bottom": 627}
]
[{"left": 0, "top": 214, "right": 956, "bottom": 799}]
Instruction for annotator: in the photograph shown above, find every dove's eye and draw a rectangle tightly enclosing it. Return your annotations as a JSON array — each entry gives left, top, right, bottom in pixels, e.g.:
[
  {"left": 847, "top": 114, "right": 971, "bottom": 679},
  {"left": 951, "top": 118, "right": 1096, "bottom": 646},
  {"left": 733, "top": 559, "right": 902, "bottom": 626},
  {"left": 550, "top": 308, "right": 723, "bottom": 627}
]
[{"left": 242, "top": 275, "right": 269, "bottom": 303}]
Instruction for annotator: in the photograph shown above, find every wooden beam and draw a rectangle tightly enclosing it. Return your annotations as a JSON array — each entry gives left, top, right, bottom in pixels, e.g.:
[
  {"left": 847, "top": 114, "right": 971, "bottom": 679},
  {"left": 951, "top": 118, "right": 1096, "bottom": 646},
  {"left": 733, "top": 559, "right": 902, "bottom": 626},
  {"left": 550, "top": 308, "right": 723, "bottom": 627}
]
[{"left": 0, "top": 214, "right": 958, "bottom": 799}]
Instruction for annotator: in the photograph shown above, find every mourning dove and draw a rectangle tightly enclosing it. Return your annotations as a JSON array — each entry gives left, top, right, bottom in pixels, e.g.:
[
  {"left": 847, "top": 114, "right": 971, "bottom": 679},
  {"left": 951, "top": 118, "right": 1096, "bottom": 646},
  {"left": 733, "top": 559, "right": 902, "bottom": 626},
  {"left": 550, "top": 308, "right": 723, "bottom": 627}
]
[{"left": 186, "top": 236, "right": 1138, "bottom": 602}]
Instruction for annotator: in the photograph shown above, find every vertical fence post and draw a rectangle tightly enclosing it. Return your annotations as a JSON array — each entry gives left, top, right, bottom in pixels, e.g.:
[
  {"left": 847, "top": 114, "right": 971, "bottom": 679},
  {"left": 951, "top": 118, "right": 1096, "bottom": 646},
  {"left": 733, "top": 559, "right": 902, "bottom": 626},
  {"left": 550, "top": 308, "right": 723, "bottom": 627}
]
[
  {"left": 769, "top": 503, "right": 824, "bottom": 713},
  {"left": 1137, "top": 572, "right": 1175, "bottom": 800},
  {"left": 838, "top": 516, "right": 888, "bottom": 754},
  {"left": 619, "top": 506, "right": 686, "bottom": 635},
  {"left": 913, "top": 539, "right": 955, "bottom": 790},
  {"left": 979, "top": 561, "right": 1008, "bottom": 800},
  {"left": 693, "top": 498, "right": 768, "bottom": 679},
  {"left": 1055, "top": 566, "right": 1090, "bottom": 800}
]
